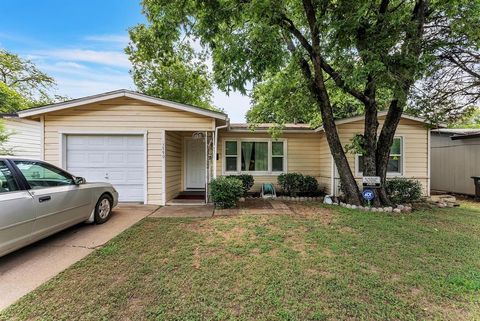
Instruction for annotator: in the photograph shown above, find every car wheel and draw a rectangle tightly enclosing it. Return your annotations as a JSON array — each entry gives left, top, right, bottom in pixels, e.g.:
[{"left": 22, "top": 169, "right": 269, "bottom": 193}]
[{"left": 94, "top": 194, "right": 113, "bottom": 224}]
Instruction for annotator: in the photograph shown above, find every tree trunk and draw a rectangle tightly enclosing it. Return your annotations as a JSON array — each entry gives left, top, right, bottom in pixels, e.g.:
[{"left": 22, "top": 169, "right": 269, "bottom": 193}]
[
  {"left": 362, "top": 89, "right": 381, "bottom": 206},
  {"left": 310, "top": 59, "right": 362, "bottom": 205},
  {"left": 376, "top": 100, "right": 403, "bottom": 205},
  {"left": 321, "top": 104, "right": 362, "bottom": 205}
]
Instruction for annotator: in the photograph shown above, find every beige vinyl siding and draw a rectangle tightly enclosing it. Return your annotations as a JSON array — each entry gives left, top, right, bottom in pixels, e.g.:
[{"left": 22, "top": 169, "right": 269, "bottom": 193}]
[
  {"left": 325, "top": 117, "right": 429, "bottom": 195},
  {"left": 431, "top": 134, "right": 480, "bottom": 195},
  {"left": 318, "top": 135, "right": 332, "bottom": 194},
  {"left": 41, "top": 97, "right": 215, "bottom": 205},
  {"left": 165, "top": 132, "right": 183, "bottom": 201},
  {"left": 2, "top": 118, "right": 41, "bottom": 158},
  {"left": 217, "top": 131, "right": 322, "bottom": 191}
]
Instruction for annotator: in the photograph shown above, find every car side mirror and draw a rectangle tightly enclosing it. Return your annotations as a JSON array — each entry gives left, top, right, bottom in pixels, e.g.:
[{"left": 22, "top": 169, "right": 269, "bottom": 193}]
[{"left": 74, "top": 177, "right": 86, "bottom": 185}]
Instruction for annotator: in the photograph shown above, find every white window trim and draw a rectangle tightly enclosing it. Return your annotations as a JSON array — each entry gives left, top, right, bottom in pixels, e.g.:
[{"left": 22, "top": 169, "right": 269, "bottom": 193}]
[
  {"left": 355, "top": 136, "right": 405, "bottom": 177},
  {"left": 222, "top": 138, "right": 288, "bottom": 176}
]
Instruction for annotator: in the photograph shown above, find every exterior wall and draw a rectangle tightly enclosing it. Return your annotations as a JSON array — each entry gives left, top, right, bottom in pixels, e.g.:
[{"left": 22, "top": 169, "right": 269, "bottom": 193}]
[
  {"left": 217, "top": 131, "right": 322, "bottom": 192},
  {"left": 40, "top": 97, "right": 215, "bottom": 205},
  {"left": 165, "top": 132, "right": 183, "bottom": 201},
  {"left": 318, "top": 135, "right": 332, "bottom": 194},
  {"left": 1, "top": 118, "right": 41, "bottom": 158},
  {"left": 325, "top": 117, "right": 430, "bottom": 195},
  {"left": 431, "top": 134, "right": 480, "bottom": 195}
]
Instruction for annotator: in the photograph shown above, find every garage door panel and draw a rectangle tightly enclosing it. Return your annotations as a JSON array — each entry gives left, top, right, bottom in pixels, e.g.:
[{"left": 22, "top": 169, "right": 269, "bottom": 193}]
[
  {"left": 126, "top": 153, "right": 144, "bottom": 163},
  {"left": 66, "top": 135, "right": 145, "bottom": 202}
]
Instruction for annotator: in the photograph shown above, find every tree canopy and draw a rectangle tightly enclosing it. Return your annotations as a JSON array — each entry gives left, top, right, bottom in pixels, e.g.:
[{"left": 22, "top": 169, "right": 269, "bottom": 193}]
[
  {"left": 0, "top": 49, "right": 65, "bottom": 113},
  {"left": 126, "top": 15, "right": 215, "bottom": 110},
  {"left": 131, "top": 0, "right": 480, "bottom": 205}
]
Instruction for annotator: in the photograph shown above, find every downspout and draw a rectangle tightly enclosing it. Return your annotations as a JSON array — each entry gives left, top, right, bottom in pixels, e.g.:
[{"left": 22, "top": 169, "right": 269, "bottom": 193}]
[{"left": 213, "top": 119, "right": 230, "bottom": 179}]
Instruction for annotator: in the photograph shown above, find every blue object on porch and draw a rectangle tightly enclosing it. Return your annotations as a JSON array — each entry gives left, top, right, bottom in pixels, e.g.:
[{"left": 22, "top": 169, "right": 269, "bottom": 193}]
[{"left": 261, "top": 183, "right": 276, "bottom": 199}]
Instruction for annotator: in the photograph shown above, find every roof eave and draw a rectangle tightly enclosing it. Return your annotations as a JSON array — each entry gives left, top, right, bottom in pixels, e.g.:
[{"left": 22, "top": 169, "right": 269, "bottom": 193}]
[
  {"left": 17, "top": 90, "right": 229, "bottom": 121},
  {"left": 314, "top": 112, "right": 445, "bottom": 132}
]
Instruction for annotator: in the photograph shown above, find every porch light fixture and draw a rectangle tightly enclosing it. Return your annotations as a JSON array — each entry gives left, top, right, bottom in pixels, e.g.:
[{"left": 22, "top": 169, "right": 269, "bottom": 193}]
[{"left": 192, "top": 132, "right": 205, "bottom": 140}]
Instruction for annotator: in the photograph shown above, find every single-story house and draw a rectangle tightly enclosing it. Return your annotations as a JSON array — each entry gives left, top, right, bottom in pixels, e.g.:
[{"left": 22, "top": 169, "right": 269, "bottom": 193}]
[
  {"left": 0, "top": 114, "right": 41, "bottom": 159},
  {"left": 431, "top": 129, "right": 480, "bottom": 195},
  {"left": 11, "top": 89, "right": 432, "bottom": 205}
]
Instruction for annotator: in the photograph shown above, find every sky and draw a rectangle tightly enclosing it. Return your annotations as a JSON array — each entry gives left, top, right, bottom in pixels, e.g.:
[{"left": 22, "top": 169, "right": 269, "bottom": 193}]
[{"left": 0, "top": 0, "right": 250, "bottom": 122}]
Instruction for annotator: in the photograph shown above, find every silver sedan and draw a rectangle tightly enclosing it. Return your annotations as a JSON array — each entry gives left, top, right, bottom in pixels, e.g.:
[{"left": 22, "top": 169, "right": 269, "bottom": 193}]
[{"left": 0, "top": 157, "right": 119, "bottom": 257}]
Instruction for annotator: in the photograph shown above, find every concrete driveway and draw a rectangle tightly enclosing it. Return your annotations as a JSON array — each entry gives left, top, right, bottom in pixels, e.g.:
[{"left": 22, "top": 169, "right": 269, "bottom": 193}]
[{"left": 0, "top": 204, "right": 158, "bottom": 311}]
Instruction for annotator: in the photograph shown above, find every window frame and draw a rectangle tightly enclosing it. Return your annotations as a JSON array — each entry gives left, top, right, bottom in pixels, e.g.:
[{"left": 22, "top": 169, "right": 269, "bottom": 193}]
[
  {"left": 13, "top": 160, "right": 76, "bottom": 190},
  {"left": 355, "top": 136, "right": 404, "bottom": 177},
  {"left": 224, "top": 141, "right": 239, "bottom": 172},
  {"left": 0, "top": 160, "right": 22, "bottom": 194},
  {"left": 223, "top": 138, "right": 287, "bottom": 175}
]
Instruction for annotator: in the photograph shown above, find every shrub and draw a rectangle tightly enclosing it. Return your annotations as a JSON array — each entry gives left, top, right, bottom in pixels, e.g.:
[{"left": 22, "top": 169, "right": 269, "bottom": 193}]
[
  {"left": 278, "top": 173, "right": 319, "bottom": 197},
  {"left": 209, "top": 177, "right": 244, "bottom": 208},
  {"left": 227, "top": 174, "right": 254, "bottom": 196},
  {"left": 303, "top": 175, "right": 319, "bottom": 195},
  {"left": 385, "top": 178, "right": 422, "bottom": 204},
  {"left": 278, "top": 173, "right": 304, "bottom": 197}
]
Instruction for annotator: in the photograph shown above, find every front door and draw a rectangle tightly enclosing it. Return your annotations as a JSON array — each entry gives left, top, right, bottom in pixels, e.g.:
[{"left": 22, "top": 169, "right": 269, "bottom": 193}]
[{"left": 185, "top": 138, "right": 206, "bottom": 189}]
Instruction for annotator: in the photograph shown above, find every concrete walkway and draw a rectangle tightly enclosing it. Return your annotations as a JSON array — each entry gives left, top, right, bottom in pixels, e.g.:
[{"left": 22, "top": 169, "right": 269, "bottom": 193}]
[
  {"left": 149, "top": 200, "right": 294, "bottom": 218},
  {"left": 0, "top": 204, "right": 158, "bottom": 311}
]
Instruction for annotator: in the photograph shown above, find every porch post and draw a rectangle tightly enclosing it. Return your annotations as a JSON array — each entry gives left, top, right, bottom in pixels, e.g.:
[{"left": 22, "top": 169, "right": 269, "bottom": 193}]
[{"left": 205, "top": 131, "right": 208, "bottom": 204}]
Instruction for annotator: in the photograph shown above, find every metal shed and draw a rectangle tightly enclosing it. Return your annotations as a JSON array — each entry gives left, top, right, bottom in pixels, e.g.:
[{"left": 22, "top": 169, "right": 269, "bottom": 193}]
[{"left": 431, "top": 129, "right": 480, "bottom": 195}]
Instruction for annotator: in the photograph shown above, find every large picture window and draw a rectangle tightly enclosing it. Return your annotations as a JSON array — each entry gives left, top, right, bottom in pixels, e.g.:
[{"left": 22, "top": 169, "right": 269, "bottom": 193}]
[
  {"left": 357, "top": 137, "right": 403, "bottom": 175},
  {"left": 224, "top": 140, "right": 286, "bottom": 174}
]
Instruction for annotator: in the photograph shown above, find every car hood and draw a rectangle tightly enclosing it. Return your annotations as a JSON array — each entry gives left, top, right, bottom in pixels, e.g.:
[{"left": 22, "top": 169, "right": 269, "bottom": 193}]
[{"left": 82, "top": 182, "right": 116, "bottom": 189}]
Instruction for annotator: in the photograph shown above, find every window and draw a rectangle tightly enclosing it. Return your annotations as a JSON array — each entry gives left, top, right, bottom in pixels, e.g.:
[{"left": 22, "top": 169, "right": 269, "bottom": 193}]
[
  {"left": 14, "top": 161, "right": 75, "bottom": 189},
  {"left": 224, "top": 140, "right": 286, "bottom": 174},
  {"left": 225, "top": 141, "right": 238, "bottom": 172},
  {"left": 357, "top": 137, "right": 403, "bottom": 175},
  {"left": 241, "top": 142, "right": 268, "bottom": 171},
  {"left": 272, "top": 141, "right": 284, "bottom": 172},
  {"left": 0, "top": 161, "right": 19, "bottom": 193}
]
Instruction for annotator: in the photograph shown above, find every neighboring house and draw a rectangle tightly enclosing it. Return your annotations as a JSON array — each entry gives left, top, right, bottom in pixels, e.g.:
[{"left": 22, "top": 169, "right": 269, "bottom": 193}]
[
  {"left": 431, "top": 129, "right": 480, "bottom": 195},
  {"left": 15, "top": 89, "right": 433, "bottom": 205},
  {"left": 0, "top": 114, "right": 41, "bottom": 158}
]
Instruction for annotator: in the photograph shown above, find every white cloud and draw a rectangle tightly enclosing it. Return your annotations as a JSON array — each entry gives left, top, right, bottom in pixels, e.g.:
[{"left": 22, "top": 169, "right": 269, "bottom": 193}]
[
  {"left": 29, "top": 58, "right": 133, "bottom": 98},
  {"left": 24, "top": 44, "right": 250, "bottom": 121},
  {"left": 84, "top": 34, "right": 130, "bottom": 45},
  {"left": 32, "top": 49, "right": 131, "bottom": 68},
  {"left": 54, "top": 61, "right": 88, "bottom": 70}
]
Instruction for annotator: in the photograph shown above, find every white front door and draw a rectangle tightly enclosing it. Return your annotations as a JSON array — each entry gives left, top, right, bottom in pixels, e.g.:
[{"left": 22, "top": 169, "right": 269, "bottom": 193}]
[
  {"left": 185, "top": 138, "right": 206, "bottom": 189},
  {"left": 66, "top": 135, "right": 145, "bottom": 202}
]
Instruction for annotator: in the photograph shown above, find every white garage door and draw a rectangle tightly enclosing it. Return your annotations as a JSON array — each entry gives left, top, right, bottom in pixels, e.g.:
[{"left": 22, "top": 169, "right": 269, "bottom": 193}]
[{"left": 66, "top": 135, "right": 145, "bottom": 202}]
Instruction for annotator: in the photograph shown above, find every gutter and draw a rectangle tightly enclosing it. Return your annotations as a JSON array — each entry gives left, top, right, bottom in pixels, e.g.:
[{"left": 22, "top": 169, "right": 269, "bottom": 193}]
[{"left": 213, "top": 120, "right": 230, "bottom": 178}]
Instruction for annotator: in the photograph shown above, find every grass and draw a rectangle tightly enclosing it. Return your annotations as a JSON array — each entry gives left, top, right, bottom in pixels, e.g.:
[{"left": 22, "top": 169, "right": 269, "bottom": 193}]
[{"left": 2, "top": 202, "right": 480, "bottom": 320}]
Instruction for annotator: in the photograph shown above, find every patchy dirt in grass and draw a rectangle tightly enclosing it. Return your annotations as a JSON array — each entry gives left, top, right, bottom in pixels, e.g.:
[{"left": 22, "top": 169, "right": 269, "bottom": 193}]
[
  {"left": 192, "top": 247, "right": 201, "bottom": 269},
  {"left": 216, "top": 226, "right": 249, "bottom": 242},
  {"left": 337, "top": 226, "right": 358, "bottom": 235},
  {"left": 287, "top": 202, "right": 336, "bottom": 224}
]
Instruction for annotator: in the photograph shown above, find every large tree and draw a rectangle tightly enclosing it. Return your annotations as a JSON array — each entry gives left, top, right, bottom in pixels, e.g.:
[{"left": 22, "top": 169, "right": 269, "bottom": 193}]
[
  {"left": 0, "top": 49, "right": 64, "bottom": 112},
  {"left": 133, "top": 0, "right": 479, "bottom": 205},
  {"left": 126, "top": 18, "right": 215, "bottom": 110}
]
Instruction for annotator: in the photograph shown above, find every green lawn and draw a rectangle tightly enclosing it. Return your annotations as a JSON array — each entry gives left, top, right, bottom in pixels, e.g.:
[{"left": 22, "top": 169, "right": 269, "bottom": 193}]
[{"left": 2, "top": 202, "right": 480, "bottom": 321}]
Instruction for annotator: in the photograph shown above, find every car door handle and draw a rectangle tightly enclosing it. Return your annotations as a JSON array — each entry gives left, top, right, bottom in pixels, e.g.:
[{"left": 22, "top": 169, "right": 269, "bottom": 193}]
[{"left": 39, "top": 196, "right": 51, "bottom": 203}]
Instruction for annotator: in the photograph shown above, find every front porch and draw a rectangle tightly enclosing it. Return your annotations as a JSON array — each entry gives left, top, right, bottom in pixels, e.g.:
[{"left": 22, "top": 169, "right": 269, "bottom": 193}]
[{"left": 164, "top": 130, "right": 214, "bottom": 204}]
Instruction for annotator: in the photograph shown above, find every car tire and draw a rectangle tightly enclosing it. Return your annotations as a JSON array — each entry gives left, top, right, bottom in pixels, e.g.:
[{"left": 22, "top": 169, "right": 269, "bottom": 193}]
[{"left": 94, "top": 194, "right": 113, "bottom": 224}]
